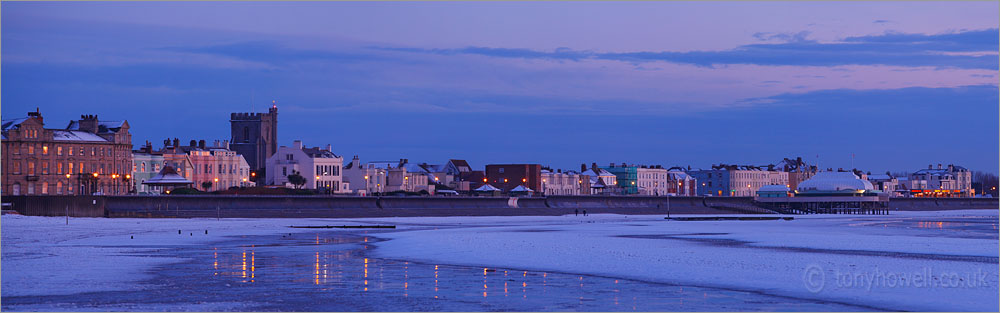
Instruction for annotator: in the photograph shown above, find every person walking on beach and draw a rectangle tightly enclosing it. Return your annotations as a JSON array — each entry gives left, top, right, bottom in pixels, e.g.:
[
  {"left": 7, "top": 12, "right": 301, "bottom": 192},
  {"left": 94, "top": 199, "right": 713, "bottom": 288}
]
[{"left": 583, "top": 209, "right": 588, "bottom": 216}]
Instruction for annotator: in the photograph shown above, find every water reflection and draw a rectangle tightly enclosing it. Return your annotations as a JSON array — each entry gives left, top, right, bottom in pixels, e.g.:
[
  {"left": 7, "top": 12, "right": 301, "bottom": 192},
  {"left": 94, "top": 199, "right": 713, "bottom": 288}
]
[
  {"left": 847, "top": 216, "right": 999, "bottom": 240},
  {"left": 202, "top": 232, "right": 868, "bottom": 311}
]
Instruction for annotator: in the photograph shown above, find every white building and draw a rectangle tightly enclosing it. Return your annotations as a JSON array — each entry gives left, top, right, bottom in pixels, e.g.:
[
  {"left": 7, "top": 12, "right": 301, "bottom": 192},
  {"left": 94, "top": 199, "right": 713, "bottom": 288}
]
[
  {"left": 541, "top": 169, "right": 584, "bottom": 195},
  {"left": 265, "top": 140, "right": 348, "bottom": 193},
  {"left": 342, "top": 158, "right": 434, "bottom": 195},
  {"left": 909, "top": 164, "right": 973, "bottom": 197},
  {"left": 636, "top": 167, "right": 669, "bottom": 196}
]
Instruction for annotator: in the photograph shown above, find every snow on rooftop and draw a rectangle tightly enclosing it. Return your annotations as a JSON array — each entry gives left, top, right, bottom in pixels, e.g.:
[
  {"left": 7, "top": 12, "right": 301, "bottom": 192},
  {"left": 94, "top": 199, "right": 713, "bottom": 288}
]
[
  {"left": 51, "top": 130, "right": 109, "bottom": 142},
  {"left": 797, "top": 171, "right": 874, "bottom": 192}
]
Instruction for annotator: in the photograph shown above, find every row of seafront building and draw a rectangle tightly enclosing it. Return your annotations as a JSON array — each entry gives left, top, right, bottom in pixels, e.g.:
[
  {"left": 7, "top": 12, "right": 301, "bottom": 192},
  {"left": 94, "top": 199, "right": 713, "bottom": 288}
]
[{"left": 0, "top": 108, "right": 985, "bottom": 197}]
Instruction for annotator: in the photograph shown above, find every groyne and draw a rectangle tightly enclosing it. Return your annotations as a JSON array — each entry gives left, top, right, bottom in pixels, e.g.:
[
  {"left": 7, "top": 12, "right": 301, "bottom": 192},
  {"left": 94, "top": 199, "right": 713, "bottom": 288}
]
[{"left": 2, "top": 195, "right": 995, "bottom": 218}]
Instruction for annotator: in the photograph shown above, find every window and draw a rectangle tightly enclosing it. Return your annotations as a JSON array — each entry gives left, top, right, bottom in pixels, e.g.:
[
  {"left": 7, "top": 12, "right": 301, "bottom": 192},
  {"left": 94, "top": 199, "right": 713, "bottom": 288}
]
[
  {"left": 57, "top": 162, "right": 63, "bottom": 174},
  {"left": 13, "top": 161, "right": 21, "bottom": 174},
  {"left": 57, "top": 182, "right": 63, "bottom": 194},
  {"left": 79, "top": 162, "right": 84, "bottom": 173},
  {"left": 69, "top": 162, "right": 74, "bottom": 174},
  {"left": 58, "top": 146, "right": 65, "bottom": 155},
  {"left": 28, "top": 162, "right": 35, "bottom": 175},
  {"left": 91, "top": 147, "right": 96, "bottom": 156},
  {"left": 42, "top": 182, "right": 48, "bottom": 194},
  {"left": 282, "top": 167, "right": 287, "bottom": 176},
  {"left": 28, "top": 182, "right": 35, "bottom": 195},
  {"left": 499, "top": 168, "right": 504, "bottom": 173},
  {"left": 141, "top": 162, "right": 146, "bottom": 172},
  {"left": 43, "top": 145, "right": 49, "bottom": 155},
  {"left": 12, "top": 183, "right": 20, "bottom": 195},
  {"left": 68, "top": 146, "right": 74, "bottom": 156},
  {"left": 243, "top": 127, "right": 250, "bottom": 142},
  {"left": 28, "top": 145, "right": 34, "bottom": 155}
]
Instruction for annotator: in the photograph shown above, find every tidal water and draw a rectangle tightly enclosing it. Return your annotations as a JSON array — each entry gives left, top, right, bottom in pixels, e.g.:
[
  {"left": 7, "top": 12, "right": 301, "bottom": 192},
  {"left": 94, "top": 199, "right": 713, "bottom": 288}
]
[{"left": 2, "top": 229, "right": 875, "bottom": 311}]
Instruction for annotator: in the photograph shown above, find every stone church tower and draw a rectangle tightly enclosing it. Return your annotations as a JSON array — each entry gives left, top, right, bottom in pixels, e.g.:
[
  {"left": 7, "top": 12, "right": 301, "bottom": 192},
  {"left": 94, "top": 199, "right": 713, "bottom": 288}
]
[{"left": 230, "top": 102, "right": 278, "bottom": 176}]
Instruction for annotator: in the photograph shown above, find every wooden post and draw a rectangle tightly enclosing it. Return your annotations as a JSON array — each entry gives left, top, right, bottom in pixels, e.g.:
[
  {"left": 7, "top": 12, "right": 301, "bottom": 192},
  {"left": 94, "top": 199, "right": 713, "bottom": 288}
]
[{"left": 65, "top": 205, "right": 69, "bottom": 225}]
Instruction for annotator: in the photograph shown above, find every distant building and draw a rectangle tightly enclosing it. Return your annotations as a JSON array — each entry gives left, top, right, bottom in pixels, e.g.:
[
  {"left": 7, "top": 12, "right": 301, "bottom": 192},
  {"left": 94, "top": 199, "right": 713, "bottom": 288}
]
[
  {"left": 486, "top": 164, "right": 542, "bottom": 192},
  {"left": 866, "top": 173, "right": 900, "bottom": 197},
  {"left": 666, "top": 167, "right": 698, "bottom": 196},
  {"left": 602, "top": 163, "right": 670, "bottom": 195},
  {"left": 907, "top": 164, "right": 973, "bottom": 197},
  {"left": 344, "top": 158, "right": 433, "bottom": 194},
  {"left": 755, "top": 171, "right": 887, "bottom": 212},
  {"left": 131, "top": 142, "right": 165, "bottom": 194},
  {"left": 581, "top": 163, "right": 619, "bottom": 195},
  {"left": 343, "top": 156, "right": 387, "bottom": 195},
  {"left": 2, "top": 110, "right": 133, "bottom": 195},
  {"left": 540, "top": 168, "right": 585, "bottom": 195},
  {"left": 691, "top": 164, "right": 789, "bottom": 197},
  {"left": 231, "top": 103, "right": 278, "bottom": 178},
  {"left": 266, "top": 140, "right": 347, "bottom": 193},
  {"left": 158, "top": 139, "right": 253, "bottom": 192},
  {"left": 775, "top": 157, "right": 818, "bottom": 191}
]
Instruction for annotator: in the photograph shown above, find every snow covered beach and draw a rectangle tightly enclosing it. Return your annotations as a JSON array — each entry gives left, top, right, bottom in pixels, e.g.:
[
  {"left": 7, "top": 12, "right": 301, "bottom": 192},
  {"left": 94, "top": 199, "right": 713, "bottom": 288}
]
[{"left": 2, "top": 210, "right": 997, "bottom": 311}]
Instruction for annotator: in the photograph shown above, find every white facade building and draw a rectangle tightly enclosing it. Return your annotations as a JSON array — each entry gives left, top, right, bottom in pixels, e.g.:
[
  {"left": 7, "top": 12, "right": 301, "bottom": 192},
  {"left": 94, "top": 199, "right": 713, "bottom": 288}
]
[
  {"left": 636, "top": 167, "right": 669, "bottom": 196},
  {"left": 541, "top": 169, "right": 583, "bottom": 195},
  {"left": 265, "top": 140, "right": 348, "bottom": 193},
  {"left": 909, "top": 164, "right": 973, "bottom": 197}
]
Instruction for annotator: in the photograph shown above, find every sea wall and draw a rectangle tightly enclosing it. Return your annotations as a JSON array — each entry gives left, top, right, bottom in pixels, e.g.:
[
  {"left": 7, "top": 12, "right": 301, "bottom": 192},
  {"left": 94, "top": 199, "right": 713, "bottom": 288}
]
[{"left": 3, "top": 195, "right": 995, "bottom": 218}]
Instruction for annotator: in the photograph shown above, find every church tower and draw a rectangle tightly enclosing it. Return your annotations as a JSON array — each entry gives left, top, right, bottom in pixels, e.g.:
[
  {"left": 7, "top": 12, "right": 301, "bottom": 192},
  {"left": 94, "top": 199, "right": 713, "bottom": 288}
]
[{"left": 230, "top": 101, "right": 278, "bottom": 178}]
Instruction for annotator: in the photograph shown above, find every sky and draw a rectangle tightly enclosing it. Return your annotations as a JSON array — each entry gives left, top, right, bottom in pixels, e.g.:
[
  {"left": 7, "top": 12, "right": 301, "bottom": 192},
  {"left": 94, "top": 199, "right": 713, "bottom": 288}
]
[{"left": 2, "top": 1, "right": 998, "bottom": 174}]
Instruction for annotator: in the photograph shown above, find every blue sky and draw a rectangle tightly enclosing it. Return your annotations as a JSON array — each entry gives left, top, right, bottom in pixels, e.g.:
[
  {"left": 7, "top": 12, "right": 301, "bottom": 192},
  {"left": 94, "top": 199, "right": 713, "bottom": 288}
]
[{"left": 2, "top": 2, "right": 998, "bottom": 173}]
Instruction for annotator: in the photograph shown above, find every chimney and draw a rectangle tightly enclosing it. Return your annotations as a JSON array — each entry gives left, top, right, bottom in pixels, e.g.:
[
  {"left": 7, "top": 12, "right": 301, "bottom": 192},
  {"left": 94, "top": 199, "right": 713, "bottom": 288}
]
[
  {"left": 293, "top": 140, "right": 303, "bottom": 149},
  {"left": 948, "top": 164, "right": 954, "bottom": 172},
  {"left": 352, "top": 155, "right": 360, "bottom": 168},
  {"left": 190, "top": 140, "right": 197, "bottom": 147},
  {"left": 164, "top": 139, "right": 171, "bottom": 148},
  {"left": 325, "top": 144, "right": 332, "bottom": 152},
  {"left": 198, "top": 140, "right": 206, "bottom": 149},
  {"left": 78, "top": 114, "right": 99, "bottom": 133},
  {"left": 591, "top": 163, "right": 599, "bottom": 172},
  {"left": 222, "top": 140, "right": 229, "bottom": 149},
  {"left": 213, "top": 140, "right": 220, "bottom": 148},
  {"left": 937, "top": 163, "right": 942, "bottom": 169},
  {"left": 173, "top": 138, "right": 180, "bottom": 148},
  {"left": 581, "top": 163, "right": 587, "bottom": 172},
  {"left": 929, "top": 164, "right": 933, "bottom": 169},
  {"left": 27, "top": 108, "right": 43, "bottom": 124}
]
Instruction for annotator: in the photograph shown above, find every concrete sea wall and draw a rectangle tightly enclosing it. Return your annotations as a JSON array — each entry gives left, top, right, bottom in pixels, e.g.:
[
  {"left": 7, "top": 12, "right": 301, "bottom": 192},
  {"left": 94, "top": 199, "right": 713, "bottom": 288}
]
[{"left": 2, "top": 195, "right": 995, "bottom": 218}]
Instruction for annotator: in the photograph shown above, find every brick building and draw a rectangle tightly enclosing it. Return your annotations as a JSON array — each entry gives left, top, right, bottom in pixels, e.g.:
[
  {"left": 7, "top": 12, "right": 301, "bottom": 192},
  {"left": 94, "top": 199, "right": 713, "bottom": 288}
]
[
  {"left": 2, "top": 110, "right": 133, "bottom": 195},
  {"left": 485, "top": 164, "right": 542, "bottom": 192}
]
